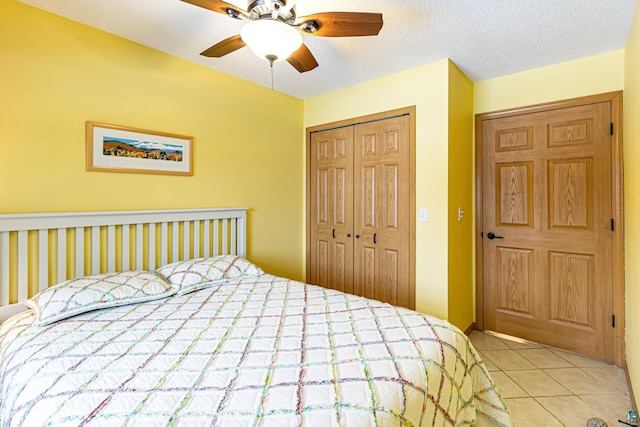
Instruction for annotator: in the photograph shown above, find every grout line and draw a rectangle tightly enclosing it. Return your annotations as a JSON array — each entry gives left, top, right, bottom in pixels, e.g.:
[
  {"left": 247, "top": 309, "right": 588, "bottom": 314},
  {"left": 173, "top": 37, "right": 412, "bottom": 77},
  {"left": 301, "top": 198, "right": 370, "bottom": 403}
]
[
  {"left": 532, "top": 396, "right": 569, "bottom": 426},
  {"left": 471, "top": 331, "right": 633, "bottom": 424}
]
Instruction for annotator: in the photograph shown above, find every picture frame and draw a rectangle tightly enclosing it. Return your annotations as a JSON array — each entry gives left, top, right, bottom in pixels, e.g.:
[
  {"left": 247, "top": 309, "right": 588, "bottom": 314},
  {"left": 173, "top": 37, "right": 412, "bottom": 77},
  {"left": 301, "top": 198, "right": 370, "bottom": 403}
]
[{"left": 86, "top": 121, "right": 193, "bottom": 176}]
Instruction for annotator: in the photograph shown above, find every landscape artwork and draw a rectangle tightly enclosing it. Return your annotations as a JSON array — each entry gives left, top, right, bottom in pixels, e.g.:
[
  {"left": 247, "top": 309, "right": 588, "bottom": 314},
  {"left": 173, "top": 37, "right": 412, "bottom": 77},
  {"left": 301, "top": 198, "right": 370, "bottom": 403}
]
[
  {"left": 86, "top": 121, "right": 193, "bottom": 176},
  {"left": 102, "top": 136, "right": 184, "bottom": 162}
]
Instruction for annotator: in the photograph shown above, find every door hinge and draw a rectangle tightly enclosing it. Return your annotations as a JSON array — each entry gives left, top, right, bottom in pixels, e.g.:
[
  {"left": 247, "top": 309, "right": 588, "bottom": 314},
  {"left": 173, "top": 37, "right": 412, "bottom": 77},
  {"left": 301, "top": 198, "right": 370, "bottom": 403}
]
[
  {"left": 610, "top": 123, "right": 614, "bottom": 136},
  {"left": 612, "top": 314, "right": 616, "bottom": 328},
  {"left": 611, "top": 218, "right": 615, "bottom": 231}
]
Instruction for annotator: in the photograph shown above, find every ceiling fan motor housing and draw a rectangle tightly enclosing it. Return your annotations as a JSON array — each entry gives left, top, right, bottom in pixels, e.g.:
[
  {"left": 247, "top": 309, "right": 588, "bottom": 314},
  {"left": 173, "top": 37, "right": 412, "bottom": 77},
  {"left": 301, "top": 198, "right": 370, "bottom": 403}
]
[{"left": 247, "top": 0, "right": 296, "bottom": 23}]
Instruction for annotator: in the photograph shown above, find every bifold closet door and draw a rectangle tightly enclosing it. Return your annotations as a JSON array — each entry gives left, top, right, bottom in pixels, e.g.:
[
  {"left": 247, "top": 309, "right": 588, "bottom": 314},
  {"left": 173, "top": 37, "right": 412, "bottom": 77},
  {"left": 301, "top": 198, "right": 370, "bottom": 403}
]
[
  {"left": 353, "top": 115, "right": 411, "bottom": 307},
  {"left": 309, "top": 126, "right": 354, "bottom": 294}
]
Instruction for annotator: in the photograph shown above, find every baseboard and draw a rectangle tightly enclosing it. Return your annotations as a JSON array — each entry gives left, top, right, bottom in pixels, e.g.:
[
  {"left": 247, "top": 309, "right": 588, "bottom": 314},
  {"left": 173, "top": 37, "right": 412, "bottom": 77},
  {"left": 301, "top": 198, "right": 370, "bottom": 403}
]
[
  {"left": 464, "top": 322, "right": 476, "bottom": 336},
  {"left": 626, "top": 363, "right": 638, "bottom": 413}
]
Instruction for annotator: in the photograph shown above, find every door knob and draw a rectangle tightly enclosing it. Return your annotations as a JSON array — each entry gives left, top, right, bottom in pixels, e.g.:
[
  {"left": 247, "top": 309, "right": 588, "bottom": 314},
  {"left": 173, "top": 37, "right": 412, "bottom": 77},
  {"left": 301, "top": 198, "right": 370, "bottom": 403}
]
[{"left": 487, "top": 232, "right": 503, "bottom": 240}]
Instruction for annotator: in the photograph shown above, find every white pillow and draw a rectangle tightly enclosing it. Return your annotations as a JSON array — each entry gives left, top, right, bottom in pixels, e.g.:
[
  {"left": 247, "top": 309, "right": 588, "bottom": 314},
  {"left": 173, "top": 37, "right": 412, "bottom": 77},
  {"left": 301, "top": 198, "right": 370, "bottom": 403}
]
[
  {"left": 157, "top": 255, "right": 263, "bottom": 295},
  {"left": 25, "top": 271, "right": 175, "bottom": 326},
  {"left": 0, "top": 303, "right": 30, "bottom": 325}
]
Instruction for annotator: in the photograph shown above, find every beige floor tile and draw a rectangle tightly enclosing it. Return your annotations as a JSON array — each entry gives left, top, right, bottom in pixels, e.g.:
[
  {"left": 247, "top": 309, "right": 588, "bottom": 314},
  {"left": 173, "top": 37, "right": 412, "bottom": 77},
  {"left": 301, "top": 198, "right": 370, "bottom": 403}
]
[
  {"left": 516, "top": 348, "right": 574, "bottom": 369},
  {"left": 578, "top": 393, "right": 633, "bottom": 424},
  {"left": 543, "top": 367, "right": 619, "bottom": 394},
  {"left": 471, "top": 331, "right": 633, "bottom": 426},
  {"left": 498, "top": 339, "right": 544, "bottom": 351},
  {"left": 549, "top": 348, "right": 610, "bottom": 368},
  {"left": 470, "top": 331, "right": 510, "bottom": 350},
  {"left": 494, "top": 334, "right": 545, "bottom": 350},
  {"left": 504, "top": 369, "right": 572, "bottom": 397},
  {"left": 535, "top": 395, "right": 612, "bottom": 426},
  {"left": 504, "top": 397, "right": 563, "bottom": 427},
  {"left": 489, "top": 371, "right": 529, "bottom": 398},
  {"left": 477, "top": 351, "right": 500, "bottom": 372},
  {"left": 481, "top": 349, "right": 536, "bottom": 370},
  {"left": 582, "top": 365, "right": 630, "bottom": 396}
]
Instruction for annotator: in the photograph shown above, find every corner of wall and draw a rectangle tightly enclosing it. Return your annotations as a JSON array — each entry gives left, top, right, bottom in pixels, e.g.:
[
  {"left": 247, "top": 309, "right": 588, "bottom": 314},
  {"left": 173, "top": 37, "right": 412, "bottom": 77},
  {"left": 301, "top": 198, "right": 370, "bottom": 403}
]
[
  {"left": 446, "top": 61, "right": 475, "bottom": 331},
  {"left": 624, "top": 1, "right": 640, "bottom": 411}
]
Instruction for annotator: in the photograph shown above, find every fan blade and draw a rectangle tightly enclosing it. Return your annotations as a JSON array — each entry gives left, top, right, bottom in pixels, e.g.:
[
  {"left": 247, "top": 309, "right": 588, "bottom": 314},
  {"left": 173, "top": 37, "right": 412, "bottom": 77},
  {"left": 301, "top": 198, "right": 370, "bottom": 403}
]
[
  {"left": 181, "top": 0, "right": 244, "bottom": 17},
  {"left": 287, "top": 44, "right": 319, "bottom": 73},
  {"left": 200, "top": 35, "right": 246, "bottom": 57},
  {"left": 297, "top": 12, "right": 383, "bottom": 37}
]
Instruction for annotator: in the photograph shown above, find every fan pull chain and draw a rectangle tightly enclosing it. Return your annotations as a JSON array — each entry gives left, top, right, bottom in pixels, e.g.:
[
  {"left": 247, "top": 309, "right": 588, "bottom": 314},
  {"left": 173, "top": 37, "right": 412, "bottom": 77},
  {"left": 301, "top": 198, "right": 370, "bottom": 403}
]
[{"left": 266, "top": 54, "right": 277, "bottom": 91}]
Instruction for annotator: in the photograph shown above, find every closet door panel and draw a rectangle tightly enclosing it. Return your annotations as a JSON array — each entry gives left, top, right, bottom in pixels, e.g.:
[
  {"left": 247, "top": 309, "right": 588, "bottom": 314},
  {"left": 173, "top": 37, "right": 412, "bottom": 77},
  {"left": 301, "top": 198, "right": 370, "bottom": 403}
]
[
  {"left": 315, "top": 238, "right": 330, "bottom": 288},
  {"left": 310, "top": 128, "right": 354, "bottom": 293},
  {"left": 354, "top": 122, "right": 381, "bottom": 297},
  {"left": 356, "top": 245, "right": 377, "bottom": 300},
  {"left": 377, "top": 116, "right": 411, "bottom": 307},
  {"left": 331, "top": 241, "right": 350, "bottom": 293},
  {"left": 382, "top": 164, "right": 399, "bottom": 229},
  {"left": 379, "top": 248, "right": 399, "bottom": 305},
  {"left": 361, "top": 166, "right": 377, "bottom": 228}
]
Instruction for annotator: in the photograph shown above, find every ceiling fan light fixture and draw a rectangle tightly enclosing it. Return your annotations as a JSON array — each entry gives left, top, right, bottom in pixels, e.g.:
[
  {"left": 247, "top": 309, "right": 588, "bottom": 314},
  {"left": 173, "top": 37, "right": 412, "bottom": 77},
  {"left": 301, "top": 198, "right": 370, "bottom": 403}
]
[{"left": 240, "top": 19, "right": 302, "bottom": 62}]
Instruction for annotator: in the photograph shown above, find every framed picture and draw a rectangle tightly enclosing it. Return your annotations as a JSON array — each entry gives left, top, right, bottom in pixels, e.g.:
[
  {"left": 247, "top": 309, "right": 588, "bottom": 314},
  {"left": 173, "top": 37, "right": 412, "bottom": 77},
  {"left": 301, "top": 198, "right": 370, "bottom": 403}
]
[{"left": 86, "top": 121, "right": 193, "bottom": 176}]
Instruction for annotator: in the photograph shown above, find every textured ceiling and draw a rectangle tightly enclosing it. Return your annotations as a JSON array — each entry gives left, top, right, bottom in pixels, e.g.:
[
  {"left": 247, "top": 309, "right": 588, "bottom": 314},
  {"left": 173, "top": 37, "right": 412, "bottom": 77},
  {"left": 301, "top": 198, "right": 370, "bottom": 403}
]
[{"left": 18, "top": 0, "right": 637, "bottom": 99}]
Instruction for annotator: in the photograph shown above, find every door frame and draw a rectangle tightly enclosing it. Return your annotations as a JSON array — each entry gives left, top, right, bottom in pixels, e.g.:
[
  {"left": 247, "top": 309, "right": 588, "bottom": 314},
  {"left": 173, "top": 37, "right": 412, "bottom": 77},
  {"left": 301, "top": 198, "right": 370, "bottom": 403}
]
[
  {"left": 305, "top": 106, "right": 417, "bottom": 309},
  {"left": 474, "top": 91, "right": 624, "bottom": 366}
]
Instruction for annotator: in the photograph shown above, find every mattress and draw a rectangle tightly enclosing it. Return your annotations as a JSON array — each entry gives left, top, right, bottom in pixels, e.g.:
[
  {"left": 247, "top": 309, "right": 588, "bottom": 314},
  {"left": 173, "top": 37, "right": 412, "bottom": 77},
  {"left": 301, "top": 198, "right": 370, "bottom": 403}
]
[{"left": 0, "top": 273, "right": 511, "bottom": 426}]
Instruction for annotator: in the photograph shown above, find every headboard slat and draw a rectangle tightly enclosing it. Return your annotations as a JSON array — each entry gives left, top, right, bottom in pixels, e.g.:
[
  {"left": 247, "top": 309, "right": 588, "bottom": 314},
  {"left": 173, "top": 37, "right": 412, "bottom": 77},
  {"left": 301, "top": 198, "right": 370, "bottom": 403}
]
[
  {"left": 222, "top": 220, "right": 228, "bottom": 255},
  {"left": 1, "top": 232, "right": 8, "bottom": 306},
  {"left": 40, "top": 229, "right": 49, "bottom": 292},
  {"left": 149, "top": 224, "right": 157, "bottom": 271},
  {"left": 193, "top": 221, "right": 201, "bottom": 259},
  {"left": 203, "top": 220, "right": 211, "bottom": 258},
  {"left": 57, "top": 229, "right": 66, "bottom": 283},
  {"left": 75, "top": 227, "right": 84, "bottom": 278},
  {"left": 18, "top": 231, "right": 28, "bottom": 302},
  {"left": 107, "top": 225, "right": 116, "bottom": 273},
  {"left": 172, "top": 221, "right": 179, "bottom": 263},
  {"left": 124, "top": 226, "right": 132, "bottom": 271},
  {"left": 0, "top": 208, "right": 248, "bottom": 305},
  {"left": 135, "top": 223, "right": 144, "bottom": 270},
  {"left": 91, "top": 226, "right": 100, "bottom": 274},
  {"left": 213, "top": 219, "right": 220, "bottom": 256},
  {"left": 231, "top": 218, "right": 237, "bottom": 255},
  {"left": 160, "top": 222, "right": 169, "bottom": 267}
]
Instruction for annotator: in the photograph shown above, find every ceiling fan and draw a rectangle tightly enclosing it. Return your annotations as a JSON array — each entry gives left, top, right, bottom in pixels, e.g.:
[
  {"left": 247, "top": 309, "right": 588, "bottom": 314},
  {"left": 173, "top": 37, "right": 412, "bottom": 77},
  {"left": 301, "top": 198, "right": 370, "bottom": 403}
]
[{"left": 181, "top": 0, "right": 383, "bottom": 72}]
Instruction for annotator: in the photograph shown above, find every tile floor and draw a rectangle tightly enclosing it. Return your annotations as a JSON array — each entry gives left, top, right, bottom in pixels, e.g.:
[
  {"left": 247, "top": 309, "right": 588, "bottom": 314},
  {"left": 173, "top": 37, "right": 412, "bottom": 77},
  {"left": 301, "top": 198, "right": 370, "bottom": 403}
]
[{"left": 469, "top": 330, "right": 634, "bottom": 427}]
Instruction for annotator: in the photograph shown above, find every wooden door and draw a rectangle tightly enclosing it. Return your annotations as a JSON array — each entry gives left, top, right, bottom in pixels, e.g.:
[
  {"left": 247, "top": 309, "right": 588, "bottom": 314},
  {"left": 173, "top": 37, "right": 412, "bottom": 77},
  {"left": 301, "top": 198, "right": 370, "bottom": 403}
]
[
  {"left": 354, "top": 116, "right": 411, "bottom": 307},
  {"left": 482, "top": 102, "right": 614, "bottom": 361},
  {"left": 309, "top": 127, "right": 354, "bottom": 293}
]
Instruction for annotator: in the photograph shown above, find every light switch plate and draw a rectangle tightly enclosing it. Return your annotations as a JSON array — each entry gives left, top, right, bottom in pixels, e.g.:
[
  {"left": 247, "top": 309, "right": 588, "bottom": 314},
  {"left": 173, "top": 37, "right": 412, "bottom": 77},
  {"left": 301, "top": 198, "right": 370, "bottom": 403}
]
[{"left": 419, "top": 208, "right": 428, "bottom": 222}]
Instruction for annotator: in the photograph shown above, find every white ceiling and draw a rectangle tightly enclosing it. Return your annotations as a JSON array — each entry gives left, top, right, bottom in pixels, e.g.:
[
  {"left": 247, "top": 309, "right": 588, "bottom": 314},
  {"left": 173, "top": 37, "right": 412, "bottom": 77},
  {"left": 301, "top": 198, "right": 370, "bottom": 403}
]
[{"left": 18, "top": 0, "right": 637, "bottom": 99}]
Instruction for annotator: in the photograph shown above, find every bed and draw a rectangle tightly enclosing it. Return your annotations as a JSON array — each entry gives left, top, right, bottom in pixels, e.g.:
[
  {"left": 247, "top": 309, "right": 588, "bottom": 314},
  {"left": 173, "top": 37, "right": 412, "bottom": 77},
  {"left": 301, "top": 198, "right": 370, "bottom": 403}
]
[{"left": 0, "top": 208, "right": 511, "bottom": 426}]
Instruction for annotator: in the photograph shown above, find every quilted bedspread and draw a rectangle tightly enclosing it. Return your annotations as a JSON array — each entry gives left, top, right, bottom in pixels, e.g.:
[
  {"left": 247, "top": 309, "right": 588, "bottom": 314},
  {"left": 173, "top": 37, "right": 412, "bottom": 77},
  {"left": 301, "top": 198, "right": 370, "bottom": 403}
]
[{"left": 0, "top": 274, "right": 511, "bottom": 426}]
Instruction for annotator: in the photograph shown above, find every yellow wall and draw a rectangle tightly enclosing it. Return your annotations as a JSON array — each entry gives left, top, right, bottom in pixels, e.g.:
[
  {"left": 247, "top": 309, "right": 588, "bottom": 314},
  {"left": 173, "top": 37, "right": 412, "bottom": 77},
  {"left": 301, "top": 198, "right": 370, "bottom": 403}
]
[
  {"left": 0, "top": 1, "right": 305, "bottom": 280},
  {"left": 447, "top": 62, "right": 474, "bottom": 330},
  {"left": 304, "top": 59, "right": 460, "bottom": 322},
  {"left": 474, "top": 50, "right": 625, "bottom": 114},
  {"left": 624, "top": 2, "right": 640, "bottom": 410}
]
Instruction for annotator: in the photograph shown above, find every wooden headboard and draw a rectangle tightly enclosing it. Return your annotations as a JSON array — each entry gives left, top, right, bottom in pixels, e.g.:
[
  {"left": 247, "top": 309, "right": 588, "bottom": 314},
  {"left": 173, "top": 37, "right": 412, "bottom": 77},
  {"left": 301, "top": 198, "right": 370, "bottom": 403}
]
[{"left": 0, "top": 208, "right": 247, "bottom": 305}]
